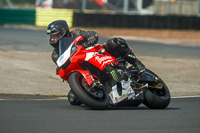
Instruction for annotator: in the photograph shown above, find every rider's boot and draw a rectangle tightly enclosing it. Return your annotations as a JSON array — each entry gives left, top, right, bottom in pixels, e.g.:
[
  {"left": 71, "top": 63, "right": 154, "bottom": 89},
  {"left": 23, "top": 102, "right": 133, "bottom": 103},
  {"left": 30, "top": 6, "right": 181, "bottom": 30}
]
[
  {"left": 124, "top": 51, "right": 146, "bottom": 75},
  {"left": 67, "top": 90, "right": 82, "bottom": 106}
]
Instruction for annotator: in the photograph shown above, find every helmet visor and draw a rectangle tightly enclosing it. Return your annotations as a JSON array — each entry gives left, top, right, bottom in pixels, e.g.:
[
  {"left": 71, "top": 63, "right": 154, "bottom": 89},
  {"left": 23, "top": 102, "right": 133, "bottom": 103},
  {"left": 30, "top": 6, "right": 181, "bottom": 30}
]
[
  {"left": 50, "top": 34, "right": 60, "bottom": 43},
  {"left": 49, "top": 32, "right": 61, "bottom": 43},
  {"left": 48, "top": 30, "right": 64, "bottom": 44}
]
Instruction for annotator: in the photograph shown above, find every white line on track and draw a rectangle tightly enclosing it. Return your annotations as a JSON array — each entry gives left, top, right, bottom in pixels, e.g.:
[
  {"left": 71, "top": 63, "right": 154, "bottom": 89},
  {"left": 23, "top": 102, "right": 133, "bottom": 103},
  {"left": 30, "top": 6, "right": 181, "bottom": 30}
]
[
  {"left": 172, "top": 95, "right": 200, "bottom": 99},
  {"left": 1, "top": 95, "right": 200, "bottom": 100}
]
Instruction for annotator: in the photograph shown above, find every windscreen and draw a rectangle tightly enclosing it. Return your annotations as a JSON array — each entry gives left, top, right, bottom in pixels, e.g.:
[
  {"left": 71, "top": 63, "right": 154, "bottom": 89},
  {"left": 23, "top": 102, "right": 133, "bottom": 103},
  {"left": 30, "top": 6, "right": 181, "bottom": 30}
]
[{"left": 59, "top": 37, "right": 76, "bottom": 56}]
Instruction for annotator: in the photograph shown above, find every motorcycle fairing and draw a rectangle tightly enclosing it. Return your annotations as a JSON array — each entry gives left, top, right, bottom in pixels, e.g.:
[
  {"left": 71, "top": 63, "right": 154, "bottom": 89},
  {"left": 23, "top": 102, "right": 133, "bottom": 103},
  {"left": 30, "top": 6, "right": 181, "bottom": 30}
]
[
  {"left": 57, "top": 37, "right": 77, "bottom": 67},
  {"left": 109, "top": 79, "right": 135, "bottom": 104},
  {"left": 85, "top": 54, "right": 116, "bottom": 71},
  {"left": 71, "top": 69, "right": 93, "bottom": 86},
  {"left": 56, "top": 36, "right": 118, "bottom": 87},
  {"left": 79, "top": 61, "right": 103, "bottom": 80}
]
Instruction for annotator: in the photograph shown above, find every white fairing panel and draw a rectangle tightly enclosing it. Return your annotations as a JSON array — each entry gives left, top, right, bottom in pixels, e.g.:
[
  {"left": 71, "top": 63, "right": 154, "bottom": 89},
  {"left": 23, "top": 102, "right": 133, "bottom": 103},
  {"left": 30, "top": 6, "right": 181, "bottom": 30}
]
[
  {"left": 109, "top": 79, "right": 135, "bottom": 104},
  {"left": 57, "top": 43, "right": 74, "bottom": 67}
]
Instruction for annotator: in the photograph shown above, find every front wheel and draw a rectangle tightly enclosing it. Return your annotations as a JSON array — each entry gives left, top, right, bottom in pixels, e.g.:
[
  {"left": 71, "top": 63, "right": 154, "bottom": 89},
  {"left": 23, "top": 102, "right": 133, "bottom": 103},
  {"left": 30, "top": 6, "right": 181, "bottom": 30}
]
[
  {"left": 143, "top": 69, "right": 171, "bottom": 109},
  {"left": 69, "top": 72, "right": 110, "bottom": 110}
]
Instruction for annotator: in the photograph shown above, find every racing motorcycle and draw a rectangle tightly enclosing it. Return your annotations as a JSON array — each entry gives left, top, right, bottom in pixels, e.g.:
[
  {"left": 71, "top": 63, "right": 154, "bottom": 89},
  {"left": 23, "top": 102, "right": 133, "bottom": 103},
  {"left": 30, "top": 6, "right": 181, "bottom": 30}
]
[{"left": 56, "top": 36, "right": 171, "bottom": 109}]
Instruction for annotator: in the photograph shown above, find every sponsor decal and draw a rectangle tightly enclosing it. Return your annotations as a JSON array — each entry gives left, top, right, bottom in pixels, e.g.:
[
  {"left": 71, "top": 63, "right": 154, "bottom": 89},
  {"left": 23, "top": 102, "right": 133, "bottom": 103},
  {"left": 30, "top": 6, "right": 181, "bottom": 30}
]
[
  {"left": 127, "top": 87, "right": 131, "bottom": 91},
  {"left": 112, "top": 86, "right": 117, "bottom": 91},
  {"left": 95, "top": 56, "right": 112, "bottom": 64},
  {"left": 100, "top": 59, "right": 113, "bottom": 69},
  {"left": 119, "top": 95, "right": 126, "bottom": 102},
  {"left": 110, "top": 70, "right": 118, "bottom": 81},
  {"left": 71, "top": 43, "right": 77, "bottom": 53},
  {"left": 127, "top": 90, "right": 132, "bottom": 97},
  {"left": 113, "top": 94, "right": 129, "bottom": 103},
  {"left": 85, "top": 71, "right": 89, "bottom": 76},
  {"left": 122, "top": 82, "right": 126, "bottom": 87},
  {"left": 59, "top": 55, "right": 64, "bottom": 62},
  {"left": 72, "top": 47, "right": 76, "bottom": 52},
  {"left": 60, "top": 56, "right": 68, "bottom": 65},
  {"left": 114, "top": 97, "right": 119, "bottom": 102}
]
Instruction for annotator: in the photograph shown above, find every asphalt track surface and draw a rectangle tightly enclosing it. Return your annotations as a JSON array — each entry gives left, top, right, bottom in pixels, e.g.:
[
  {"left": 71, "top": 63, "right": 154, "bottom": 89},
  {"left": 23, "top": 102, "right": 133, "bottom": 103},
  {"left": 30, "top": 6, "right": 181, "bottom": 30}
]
[
  {"left": 0, "top": 97, "right": 200, "bottom": 133},
  {"left": 0, "top": 27, "right": 200, "bottom": 132}
]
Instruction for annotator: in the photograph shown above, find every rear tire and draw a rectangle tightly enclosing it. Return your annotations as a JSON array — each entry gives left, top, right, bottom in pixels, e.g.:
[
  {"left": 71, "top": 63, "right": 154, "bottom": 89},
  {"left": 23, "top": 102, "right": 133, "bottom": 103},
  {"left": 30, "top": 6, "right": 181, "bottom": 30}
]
[
  {"left": 143, "top": 69, "right": 171, "bottom": 109},
  {"left": 69, "top": 72, "right": 110, "bottom": 110}
]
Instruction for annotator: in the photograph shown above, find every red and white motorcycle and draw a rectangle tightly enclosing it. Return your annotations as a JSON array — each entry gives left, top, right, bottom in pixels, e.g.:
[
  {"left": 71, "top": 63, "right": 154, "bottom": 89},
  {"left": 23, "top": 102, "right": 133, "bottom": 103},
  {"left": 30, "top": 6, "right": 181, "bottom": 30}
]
[{"left": 56, "top": 36, "right": 171, "bottom": 109}]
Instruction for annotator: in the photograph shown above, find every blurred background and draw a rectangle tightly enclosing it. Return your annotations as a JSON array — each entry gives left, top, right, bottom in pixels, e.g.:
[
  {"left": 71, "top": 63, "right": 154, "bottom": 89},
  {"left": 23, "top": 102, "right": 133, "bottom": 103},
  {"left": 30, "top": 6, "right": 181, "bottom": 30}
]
[
  {"left": 0, "top": 0, "right": 199, "bottom": 16},
  {"left": 36, "top": 0, "right": 200, "bottom": 16},
  {"left": 0, "top": 0, "right": 200, "bottom": 29}
]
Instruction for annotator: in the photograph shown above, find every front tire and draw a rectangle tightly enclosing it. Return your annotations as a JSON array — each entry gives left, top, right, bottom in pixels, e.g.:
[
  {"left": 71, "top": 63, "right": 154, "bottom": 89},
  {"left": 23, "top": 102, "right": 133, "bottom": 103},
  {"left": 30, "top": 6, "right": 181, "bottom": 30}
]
[
  {"left": 69, "top": 72, "right": 110, "bottom": 110},
  {"left": 143, "top": 69, "right": 171, "bottom": 109}
]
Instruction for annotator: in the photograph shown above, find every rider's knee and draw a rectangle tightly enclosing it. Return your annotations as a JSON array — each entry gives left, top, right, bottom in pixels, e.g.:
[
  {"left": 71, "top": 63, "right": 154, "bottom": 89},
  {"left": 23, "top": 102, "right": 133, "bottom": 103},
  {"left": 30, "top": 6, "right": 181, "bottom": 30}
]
[
  {"left": 52, "top": 48, "right": 59, "bottom": 64},
  {"left": 103, "top": 38, "right": 131, "bottom": 58}
]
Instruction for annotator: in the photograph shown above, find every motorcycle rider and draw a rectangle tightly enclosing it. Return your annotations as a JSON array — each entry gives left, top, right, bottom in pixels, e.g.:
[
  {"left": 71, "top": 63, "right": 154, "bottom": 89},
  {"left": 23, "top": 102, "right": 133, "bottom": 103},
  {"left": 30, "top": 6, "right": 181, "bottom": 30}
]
[{"left": 46, "top": 20, "right": 145, "bottom": 104}]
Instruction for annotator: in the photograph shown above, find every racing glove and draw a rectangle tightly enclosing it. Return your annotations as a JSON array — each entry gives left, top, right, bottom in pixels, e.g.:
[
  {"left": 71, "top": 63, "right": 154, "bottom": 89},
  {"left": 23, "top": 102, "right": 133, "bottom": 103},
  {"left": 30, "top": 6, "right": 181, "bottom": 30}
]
[{"left": 71, "top": 29, "right": 98, "bottom": 47}]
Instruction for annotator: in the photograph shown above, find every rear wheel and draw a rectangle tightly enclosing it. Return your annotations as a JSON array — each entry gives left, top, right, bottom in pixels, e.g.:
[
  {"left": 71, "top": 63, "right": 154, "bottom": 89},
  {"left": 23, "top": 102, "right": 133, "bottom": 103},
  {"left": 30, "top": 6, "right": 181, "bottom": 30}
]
[
  {"left": 69, "top": 72, "right": 110, "bottom": 110},
  {"left": 143, "top": 69, "right": 171, "bottom": 109}
]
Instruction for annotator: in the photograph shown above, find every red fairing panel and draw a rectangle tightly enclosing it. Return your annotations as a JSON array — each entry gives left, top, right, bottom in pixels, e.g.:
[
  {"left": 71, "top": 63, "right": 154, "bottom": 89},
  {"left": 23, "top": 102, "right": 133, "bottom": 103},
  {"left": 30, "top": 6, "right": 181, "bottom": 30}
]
[
  {"left": 85, "top": 54, "right": 116, "bottom": 70},
  {"left": 84, "top": 44, "right": 117, "bottom": 70},
  {"left": 72, "top": 70, "right": 93, "bottom": 86}
]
